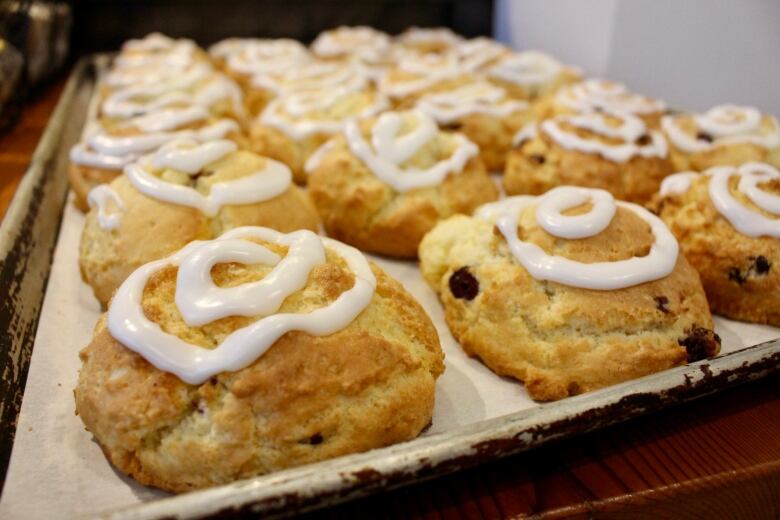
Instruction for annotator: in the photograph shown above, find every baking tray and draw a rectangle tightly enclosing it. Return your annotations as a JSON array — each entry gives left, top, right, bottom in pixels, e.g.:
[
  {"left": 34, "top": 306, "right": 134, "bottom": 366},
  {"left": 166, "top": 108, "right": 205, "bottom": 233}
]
[{"left": 1, "top": 55, "right": 779, "bottom": 519}]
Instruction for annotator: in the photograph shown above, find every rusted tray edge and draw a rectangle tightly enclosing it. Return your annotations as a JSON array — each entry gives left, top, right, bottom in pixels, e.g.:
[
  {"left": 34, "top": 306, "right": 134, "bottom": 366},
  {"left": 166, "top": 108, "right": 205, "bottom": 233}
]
[
  {"left": 0, "top": 57, "right": 96, "bottom": 493},
  {"left": 107, "top": 341, "right": 780, "bottom": 520}
]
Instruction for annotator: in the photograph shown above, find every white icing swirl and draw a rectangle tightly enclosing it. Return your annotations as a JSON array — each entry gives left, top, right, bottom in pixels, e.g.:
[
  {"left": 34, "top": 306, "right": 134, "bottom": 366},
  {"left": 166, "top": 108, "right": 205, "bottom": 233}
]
[
  {"left": 259, "top": 82, "right": 389, "bottom": 140},
  {"left": 556, "top": 79, "right": 666, "bottom": 115},
  {"left": 124, "top": 139, "right": 291, "bottom": 216},
  {"left": 102, "top": 64, "right": 243, "bottom": 119},
  {"left": 487, "top": 51, "right": 564, "bottom": 87},
  {"left": 661, "top": 105, "right": 780, "bottom": 153},
  {"left": 476, "top": 187, "right": 679, "bottom": 290},
  {"left": 659, "top": 172, "right": 699, "bottom": 197},
  {"left": 222, "top": 39, "right": 309, "bottom": 76},
  {"left": 106, "top": 226, "right": 376, "bottom": 384},
  {"left": 707, "top": 162, "right": 780, "bottom": 237},
  {"left": 415, "top": 81, "right": 529, "bottom": 123},
  {"left": 344, "top": 110, "right": 478, "bottom": 192},
  {"left": 537, "top": 111, "right": 668, "bottom": 163},
  {"left": 250, "top": 61, "right": 365, "bottom": 96},
  {"left": 378, "top": 51, "right": 463, "bottom": 99},
  {"left": 124, "top": 106, "right": 211, "bottom": 133},
  {"left": 71, "top": 119, "right": 240, "bottom": 170},
  {"left": 87, "top": 185, "right": 125, "bottom": 230}
]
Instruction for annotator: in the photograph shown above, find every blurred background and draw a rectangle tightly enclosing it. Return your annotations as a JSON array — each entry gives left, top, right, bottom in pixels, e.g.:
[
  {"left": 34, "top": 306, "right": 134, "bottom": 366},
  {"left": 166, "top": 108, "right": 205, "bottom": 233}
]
[{"left": 1, "top": 0, "right": 779, "bottom": 132}]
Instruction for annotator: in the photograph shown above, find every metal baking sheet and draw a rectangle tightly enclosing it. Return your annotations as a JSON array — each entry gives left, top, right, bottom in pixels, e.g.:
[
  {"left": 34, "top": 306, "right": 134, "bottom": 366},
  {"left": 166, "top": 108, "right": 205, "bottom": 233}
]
[{"left": 0, "top": 56, "right": 779, "bottom": 519}]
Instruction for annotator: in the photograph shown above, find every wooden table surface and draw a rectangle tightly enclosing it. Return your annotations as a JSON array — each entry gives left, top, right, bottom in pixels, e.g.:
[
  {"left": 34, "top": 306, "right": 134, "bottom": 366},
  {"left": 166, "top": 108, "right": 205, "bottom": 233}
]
[{"left": 1, "top": 79, "right": 779, "bottom": 520}]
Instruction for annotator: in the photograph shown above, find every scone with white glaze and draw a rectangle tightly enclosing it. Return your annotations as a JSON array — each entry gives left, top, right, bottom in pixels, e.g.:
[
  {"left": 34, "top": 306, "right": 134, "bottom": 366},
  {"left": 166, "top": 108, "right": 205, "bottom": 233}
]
[
  {"left": 503, "top": 110, "right": 673, "bottom": 203},
  {"left": 79, "top": 139, "right": 318, "bottom": 305},
  {"left": 249, "top": 78, "right": 389, "bottom": 184},
  {"left": 69, "top": 105, "right": 245, "bottom": 211},
  {"left": 420, "top": 186, "right": 718, "bottom": 401},
  {"left": 415, "top": 79, "right": 534, "bottom": 171},
  {"left": 75, "top": 227, "right": 444, "bottom": 492},
  {"left": 485, "top": 51, "right": 581, "bottom": 102},
  {"left": 208, "top": 38, "right": 311, "bottom": 115},
  {"left": 535, "top": 79, "right": 667, "bottom": 128},
  {"left": 661, "top": 105, "right": 780, "bottom": 172},
  {"left": 652, "top": 162, "right": 780, "bottom": 325},
  {"left": 307, "top": 109, "right": 498, "bottom": 258}
]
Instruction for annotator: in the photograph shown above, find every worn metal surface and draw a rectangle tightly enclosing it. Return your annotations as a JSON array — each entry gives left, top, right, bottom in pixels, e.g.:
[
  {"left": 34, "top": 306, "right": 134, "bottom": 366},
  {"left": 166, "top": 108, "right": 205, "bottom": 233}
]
[
  {"left": 0, "top": 57, "right": 94, "bottom": 492},
  {"left": 1, "top": 56, "right": 779, "bottom": 518}
]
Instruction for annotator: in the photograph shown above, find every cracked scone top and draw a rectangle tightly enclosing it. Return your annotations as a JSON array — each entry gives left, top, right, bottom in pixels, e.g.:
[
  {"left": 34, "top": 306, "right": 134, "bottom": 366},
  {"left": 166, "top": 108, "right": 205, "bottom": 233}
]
[
  {"left": 653, "top": 162, "right": 780, "bottom": 325},
  {"left": 79, "top": 139, "right": 319, "bottom": 305},
  {"left": 307, "top": 109, "right": 498, "bottom": 258},
  {"left": 419, "top": 186, "right": 719, "bottom": 401},
  {"left": 75, "top": 227, "right": 444, "bottom": 492}
]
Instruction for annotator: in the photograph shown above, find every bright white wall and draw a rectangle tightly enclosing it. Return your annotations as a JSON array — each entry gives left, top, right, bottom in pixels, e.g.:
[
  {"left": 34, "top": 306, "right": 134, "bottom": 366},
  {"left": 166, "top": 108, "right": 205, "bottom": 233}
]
[{"left": 495, "top": 0, "right": 780, "bottom": 115}]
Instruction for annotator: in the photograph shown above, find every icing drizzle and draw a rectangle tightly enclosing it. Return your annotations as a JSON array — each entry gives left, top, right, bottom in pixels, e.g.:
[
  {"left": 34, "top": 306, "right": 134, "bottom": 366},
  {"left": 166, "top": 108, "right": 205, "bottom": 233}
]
[
  {"left": 476, "top": 186, "right": 679, "bottom": 290},
  {"left": 488, "top": 51, "right": 565, "bottom": 87},
  {"left": 344, "top": 109, "right": 478, "bottom": 191},
  {"left": 556, "top": 79, "right": 666, "bottom": 115},
  {"left": 524, "top": 111, "right": 668, "bottom": 163},
  {"left": 107, "top": 226, "right": 376, "bottom": 384},
  {"left": 87, "top": 185, "right": 125, "bottom": 230},
  {"left": 124, "top": 139, "right": 292, "bottom": 216},
  {"left": 415, "top": 81, "right": 529, "bottom": 123},
  {"left": 661, "top": 105, "right": 780, "bottom": 153}
]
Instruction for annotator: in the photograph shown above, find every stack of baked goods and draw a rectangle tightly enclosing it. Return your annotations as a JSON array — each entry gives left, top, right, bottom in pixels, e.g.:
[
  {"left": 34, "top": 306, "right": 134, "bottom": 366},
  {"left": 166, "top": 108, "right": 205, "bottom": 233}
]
[{"left": 65, "top": 28, "right": 778, "bottom": 493}]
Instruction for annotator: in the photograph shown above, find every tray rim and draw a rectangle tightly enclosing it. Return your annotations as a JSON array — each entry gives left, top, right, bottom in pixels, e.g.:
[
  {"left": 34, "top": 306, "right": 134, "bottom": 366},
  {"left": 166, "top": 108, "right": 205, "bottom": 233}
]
[{"left": 0, "top": 54, "right": 778, "bottom": 519}]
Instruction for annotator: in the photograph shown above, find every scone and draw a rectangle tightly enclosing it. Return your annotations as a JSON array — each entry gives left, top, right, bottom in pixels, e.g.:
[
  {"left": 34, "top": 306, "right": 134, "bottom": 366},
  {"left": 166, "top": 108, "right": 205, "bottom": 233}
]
[
  {"left": 311, "top": 26, "right": 392, "bottom": 71},
  {"left": 415, "top": 79, "right": 534, "bottom": 171},
  {"left": 377, "top": 50, "right": 475, "bottom": 107},
  {"left": 535, "top": 79, "right": 667, "bottom": 128},
  {"left": 485, "top": 51, "right": 581, "bottom": 102},
  {"left": 661, "top": 104, "right": 780, "bottom": 171},
  {"left": 454, "top": 37, "right": 511, "bottom": 73},
  {"left": 250, "top": 79, "right": 389, "bottom": 184},
  {"left": 652, "top": 162, "right": 780, "bottom": 325},
  {"left": 207, "top": 38, "right": 311, "bottom": 115},
  {"left": 504, "top": 110, "right": 673, "bottom": 203},
  {"left": 395, "top": 27, "right": 463, "bottom": 54},
  {"left": 75, "top": 226, "right": 444, "bottom": 492},
  {"left": 419, "top": 186, "right": 719, "bottom": 401},
  {"left": 79, "top": 139, "right": 319, "bottom": 305},
  {"left": 69, "top": 105, "right": 244, "bottom": 210},
  {"left": 307, "top": 109, "right": 498, "bottom": 258}
]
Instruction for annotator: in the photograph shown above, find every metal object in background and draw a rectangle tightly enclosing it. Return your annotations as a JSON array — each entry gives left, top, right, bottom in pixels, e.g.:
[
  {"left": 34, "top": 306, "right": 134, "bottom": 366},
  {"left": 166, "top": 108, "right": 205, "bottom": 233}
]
[
  {"left": 0, "top": 0, "right": 72, "bottom": 85},
  {"left": 0, "top": 38, "right": 22, "bottom": 131}
]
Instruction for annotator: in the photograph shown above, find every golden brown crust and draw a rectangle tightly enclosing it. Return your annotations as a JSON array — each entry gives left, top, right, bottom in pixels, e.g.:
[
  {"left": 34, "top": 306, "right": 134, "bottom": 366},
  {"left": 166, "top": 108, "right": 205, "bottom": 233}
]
[
  {"left": 75, "top": 257, "right": 443, "bottom": 492},
  {"left": 248, "top": 124, "right": 329, "bottom": 185},
  {"left": 419, "top": 206, "right": 717, "bottom": 401},
  {"left": 503, "top": 129, "right": 673, "bottom": 204},
  {"left": 68, "top": 163, "right": 122, "bottom": 212},
  {"left": 68, "top": 129, "right": 248, "bottom": 212},
  {"left": 308, "top": 128, "right": 499, "bottom": 258},
  {"left": 79, "top": 150, "right": 320, "bottom": 306},
  {"left": 651, "top": 175, "right": 780, "bottom": 325},
  {"left": 441, "top": 109, "right": 534, "bottom": 172}
]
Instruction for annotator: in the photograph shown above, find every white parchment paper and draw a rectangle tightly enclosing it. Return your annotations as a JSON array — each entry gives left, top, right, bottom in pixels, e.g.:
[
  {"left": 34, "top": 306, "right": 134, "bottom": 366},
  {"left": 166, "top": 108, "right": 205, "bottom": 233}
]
[{"left": 1, "top": 196, "right": 779, "bottom": 520}]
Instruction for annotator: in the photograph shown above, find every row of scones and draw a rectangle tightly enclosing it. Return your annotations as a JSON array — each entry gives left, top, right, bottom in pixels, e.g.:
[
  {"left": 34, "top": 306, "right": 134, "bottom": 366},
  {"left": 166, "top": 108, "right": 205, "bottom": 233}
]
[{"left": 68, "top": 28, "right": 780, "bottom": 493}]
